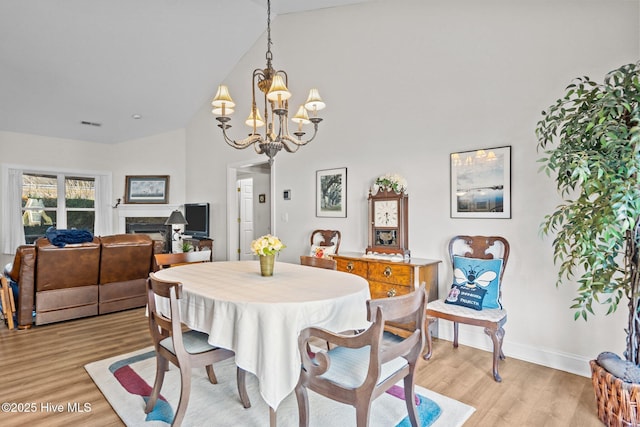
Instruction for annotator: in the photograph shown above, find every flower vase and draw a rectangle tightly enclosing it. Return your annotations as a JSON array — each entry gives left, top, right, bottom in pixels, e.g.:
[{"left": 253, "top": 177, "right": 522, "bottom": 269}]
[{"left": 260, "top": 254, "right": 275, "bottom": 277}]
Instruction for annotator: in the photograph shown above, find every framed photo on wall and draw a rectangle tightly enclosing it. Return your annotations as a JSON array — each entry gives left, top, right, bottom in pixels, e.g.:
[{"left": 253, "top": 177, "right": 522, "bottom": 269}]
[
  {"left": 316, "top": 167, "right": 347, "bottom": 217},
  {"left": 450, "top": 146, "right": 511, "bottom": 218},
  {"left": 125, "top": 175, "right": 170, "bottom": 204}
]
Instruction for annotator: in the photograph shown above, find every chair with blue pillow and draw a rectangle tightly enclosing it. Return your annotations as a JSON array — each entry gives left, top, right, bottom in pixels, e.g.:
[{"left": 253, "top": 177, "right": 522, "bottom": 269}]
[
  {"left": 295, "top": 285, "right": 426, "bottom": 427},
  {"left": 423, "top": 235, "right": 510, "bottom": 382}
]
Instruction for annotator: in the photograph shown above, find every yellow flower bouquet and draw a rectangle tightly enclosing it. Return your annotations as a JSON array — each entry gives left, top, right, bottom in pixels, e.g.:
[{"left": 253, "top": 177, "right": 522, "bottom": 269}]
[{"left": 251, "top": 234, "right": 285, "bottom": 256}]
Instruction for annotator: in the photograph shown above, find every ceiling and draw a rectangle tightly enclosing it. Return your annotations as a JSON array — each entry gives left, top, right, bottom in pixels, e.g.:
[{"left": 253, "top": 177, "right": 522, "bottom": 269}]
[{"left": 0, "top": 0, "right": 374, "bottom": 144}]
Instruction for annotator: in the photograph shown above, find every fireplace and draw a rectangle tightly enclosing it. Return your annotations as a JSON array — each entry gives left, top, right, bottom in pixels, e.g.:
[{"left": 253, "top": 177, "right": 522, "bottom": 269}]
[
  {"left": 126, "top": 218, "right": 171, "bottom": 253},
  {"left": 117, "top": 204, "right": 181, "bottom": 253}
]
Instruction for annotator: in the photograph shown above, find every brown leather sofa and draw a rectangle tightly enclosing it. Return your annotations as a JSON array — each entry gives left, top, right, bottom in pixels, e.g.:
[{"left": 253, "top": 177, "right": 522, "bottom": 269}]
[{"left": 7, "top": 234, "right": 162, "bottom": 329}]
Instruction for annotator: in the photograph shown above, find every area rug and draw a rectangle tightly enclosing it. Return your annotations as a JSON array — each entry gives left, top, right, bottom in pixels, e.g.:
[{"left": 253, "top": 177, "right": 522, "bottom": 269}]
[{"left": 85, "top": 347, "right": 474, "bottom": 426}]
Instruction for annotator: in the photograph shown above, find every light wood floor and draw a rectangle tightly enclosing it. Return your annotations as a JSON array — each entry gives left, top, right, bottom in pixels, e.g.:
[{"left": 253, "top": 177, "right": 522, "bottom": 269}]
[{"left": 0, "top": 308, "right": 602, "bottom": 426}]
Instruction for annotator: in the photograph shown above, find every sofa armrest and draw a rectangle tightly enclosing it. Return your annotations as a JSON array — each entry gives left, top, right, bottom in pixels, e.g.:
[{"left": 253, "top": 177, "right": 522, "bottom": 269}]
[{"left": 14, "top": 245, "right": 36, "bottom": 329}]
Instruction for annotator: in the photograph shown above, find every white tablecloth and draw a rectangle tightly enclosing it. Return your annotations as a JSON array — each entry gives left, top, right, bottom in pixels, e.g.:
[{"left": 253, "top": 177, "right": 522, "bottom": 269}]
[{"left": 152, "top": 260, "right": 371, "bottom": 409}]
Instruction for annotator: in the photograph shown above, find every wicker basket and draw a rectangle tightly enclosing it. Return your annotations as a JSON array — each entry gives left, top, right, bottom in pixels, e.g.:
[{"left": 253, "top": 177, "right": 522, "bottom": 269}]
[{"left": 591, "top": 360, "right": 640, "bottom": 426}]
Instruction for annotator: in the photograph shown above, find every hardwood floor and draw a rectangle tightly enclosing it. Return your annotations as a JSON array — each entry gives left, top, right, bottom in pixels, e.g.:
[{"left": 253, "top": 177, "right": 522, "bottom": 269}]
[{"left": 0, "top": 308, "right": 602, "bottom": 426}]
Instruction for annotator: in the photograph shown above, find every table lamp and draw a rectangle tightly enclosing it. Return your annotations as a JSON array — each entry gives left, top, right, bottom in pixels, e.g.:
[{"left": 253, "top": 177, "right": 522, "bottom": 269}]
[{"left": 165, "top": 210, "right": 188, "bottom": 241}]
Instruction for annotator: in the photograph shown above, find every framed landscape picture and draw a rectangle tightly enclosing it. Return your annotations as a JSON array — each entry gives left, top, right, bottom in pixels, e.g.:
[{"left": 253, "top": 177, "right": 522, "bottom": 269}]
[
  {"left": 316, "top": 167, "right": 347, "bottom": 217},
  {"left": 125, "top": 175, "right": 170, "bottom": 204},
  {"left": 450, "top": 146, "right": 511, "bottom": 219}
]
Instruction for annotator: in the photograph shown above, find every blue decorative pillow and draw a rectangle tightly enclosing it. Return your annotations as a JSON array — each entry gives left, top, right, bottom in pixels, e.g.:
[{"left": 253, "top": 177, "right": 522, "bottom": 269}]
[
  {"left": 452, "top": 255, "right": 503, "bottom": 309},
  {"left": 444, "top": 284, "right": 486, "bottom": 310}
]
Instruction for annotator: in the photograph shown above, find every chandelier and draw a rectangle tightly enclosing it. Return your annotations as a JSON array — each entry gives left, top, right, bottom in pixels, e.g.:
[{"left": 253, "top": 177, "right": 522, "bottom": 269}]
[{"left": 211, "top": 0, "right": 326, "bottom": 165}]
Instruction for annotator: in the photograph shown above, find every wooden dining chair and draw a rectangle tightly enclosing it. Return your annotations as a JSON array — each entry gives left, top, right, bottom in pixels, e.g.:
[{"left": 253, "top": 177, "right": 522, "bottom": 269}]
[
  {"left": 423, "top": 235, "right": 510, "bottom": 382},
  {"left": 154, "top": 251, "right": 211, "bottom": 270},
  {"left": 299, "top": 255, "right": 337, "bottom": 270},
  {"left": 295, "top": 286, "right": 426, "bottom": 427},
  {"left": 1, "top": 275, "right": 16, "bottom": 330},
  {"left": 309, "top": 229, "right": 341, "bottom": 258},
  {"left": 145, "top": 273, "right": 250, "bottom": 426}
]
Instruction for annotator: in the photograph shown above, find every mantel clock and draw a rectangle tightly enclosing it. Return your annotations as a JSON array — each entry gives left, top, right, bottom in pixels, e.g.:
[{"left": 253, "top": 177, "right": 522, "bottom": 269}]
[{"left": 366, "top": 189, "right": 410, "bottom": 257}]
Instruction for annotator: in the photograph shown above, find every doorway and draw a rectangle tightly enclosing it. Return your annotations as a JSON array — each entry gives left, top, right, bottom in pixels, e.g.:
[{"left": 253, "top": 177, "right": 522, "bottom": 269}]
[{"left": 226, "top": 159, "right": 274, "bottom": 260}]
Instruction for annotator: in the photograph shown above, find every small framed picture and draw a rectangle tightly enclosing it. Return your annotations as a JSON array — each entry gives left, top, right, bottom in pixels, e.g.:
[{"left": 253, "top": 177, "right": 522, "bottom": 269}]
[
  {"left": 125, "top": 175, "right": 170, "bottom": 204},
  {"left": 316, "top": 167, "right": 347, "bottom": 218},
  {"left": 450, "top": 146, "right": 511, "bottom": 218}
]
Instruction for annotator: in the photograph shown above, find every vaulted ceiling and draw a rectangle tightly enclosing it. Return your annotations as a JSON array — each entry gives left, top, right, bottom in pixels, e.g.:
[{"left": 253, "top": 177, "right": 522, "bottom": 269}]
[{"left": 0, "top": 0, "right": 374, "bottom": 144}]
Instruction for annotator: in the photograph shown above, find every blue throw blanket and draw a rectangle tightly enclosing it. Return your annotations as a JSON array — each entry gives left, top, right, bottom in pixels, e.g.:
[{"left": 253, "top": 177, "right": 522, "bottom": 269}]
[{"left": 45, "top": 227, "right": 94, "bottom": 247}]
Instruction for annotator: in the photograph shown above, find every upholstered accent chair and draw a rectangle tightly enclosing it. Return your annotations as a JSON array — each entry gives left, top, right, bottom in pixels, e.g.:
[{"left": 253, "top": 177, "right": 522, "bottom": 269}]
[{"left": 423, "top": 235, "right": 510, "bottom": 382}]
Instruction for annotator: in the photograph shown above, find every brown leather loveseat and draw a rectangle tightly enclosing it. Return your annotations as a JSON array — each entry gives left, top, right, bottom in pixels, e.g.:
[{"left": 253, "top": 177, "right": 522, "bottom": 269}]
[{"left": 6, "top": 233, "right": 161, "bottom": 329}]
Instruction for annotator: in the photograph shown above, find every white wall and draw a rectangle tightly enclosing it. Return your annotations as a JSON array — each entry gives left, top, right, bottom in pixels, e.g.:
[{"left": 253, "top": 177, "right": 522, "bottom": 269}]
[
  {"left": 184, "top": 0, "right": 640, "bottom": 376},
  {"left": 110, "top": 128, "right": 187, "bottom": 209}
]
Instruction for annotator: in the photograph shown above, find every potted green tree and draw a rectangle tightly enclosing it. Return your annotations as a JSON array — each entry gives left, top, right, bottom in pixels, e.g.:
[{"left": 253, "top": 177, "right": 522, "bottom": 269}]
[{"left": 536, "top": 62, "right": 640, "bottom": 425}]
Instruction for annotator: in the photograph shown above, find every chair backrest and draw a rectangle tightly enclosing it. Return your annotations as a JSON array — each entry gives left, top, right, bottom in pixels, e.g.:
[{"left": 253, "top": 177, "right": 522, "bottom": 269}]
[
  {"left": 310, "top": 229, "right": 341, "bottom": 255},
  {"left": 100, "top": 234, "right": 153, "bottom": 283},
  {"left": 146, "top": 273, "right": 187, "bottom": 357},
  {"left": 35, "top": 236, "right": 101, "bottom": 291},
  {"left": 367, "top": 285, "right": 427, "bottom": 365},
  {"left": 154, "top": 251, "right": 211, "bottom": 270},
  {"left": 299, "top": 255, "right": 337, "bottom": 270},
  {"left": 449, "top": 235, "right": 510, "bottom": 299}
]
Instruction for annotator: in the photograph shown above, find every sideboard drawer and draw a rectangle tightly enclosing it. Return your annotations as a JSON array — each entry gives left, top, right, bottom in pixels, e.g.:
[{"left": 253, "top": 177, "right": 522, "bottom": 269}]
[
  {"left": 333, "top": 253, "right": 441, "bottom": 338},
  {"left": 368, "top": 263, "right": 413, "bottom": 286},
  {"left": 368, "top": 280, "right": 412, "bottom": 299},
  {"left": 335, "top": 258, "right": 368, "bottom": 278}
]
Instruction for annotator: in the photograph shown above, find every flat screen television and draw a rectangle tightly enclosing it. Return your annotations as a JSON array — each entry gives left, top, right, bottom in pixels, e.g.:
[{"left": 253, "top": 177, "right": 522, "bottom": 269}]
[{"left": 184, "top": 203, "right": 210, "bottom": 239}]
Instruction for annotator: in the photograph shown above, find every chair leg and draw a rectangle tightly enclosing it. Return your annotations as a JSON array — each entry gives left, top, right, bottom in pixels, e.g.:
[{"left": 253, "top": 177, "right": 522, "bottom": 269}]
[
  {"left": 294, "top": 383, "right": 310, "bottom": 427},
  {"left": 453, "top": 321, "right": 459, "bottom": 348},
  {"left": 205, "top": 364, "right": 218, "bottom": 384},
  {"left": 7, "top": 286, "right": 15, "bottom": 330},
  {"left": 484, "top": 325, "right": 505, "bottom": 382},
  {"left": 422, "top": 317, "right": 435, "bottom": 360},
  {"left": 0, "top": 278, "right": 14, "bottom": 330},
  {"left": 145, "top": 355, "right": 168, "bottom": 414},
  {"left": 403, "top": 374, "right": 420, "bottom": 427},
  {"left": 355, "top": 400, "right": 372, "bottom": 427},
  {"left": 172, "top": 365, "right": 192, "bottom": 427},
  {"left": 237, "top": 367, "right": 251, "bottom": 408}
]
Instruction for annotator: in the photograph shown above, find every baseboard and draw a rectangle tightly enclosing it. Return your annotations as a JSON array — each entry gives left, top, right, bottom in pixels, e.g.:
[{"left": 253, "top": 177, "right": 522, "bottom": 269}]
[{"left": 435, "top": 325, "right": 592, "bottom": 378}]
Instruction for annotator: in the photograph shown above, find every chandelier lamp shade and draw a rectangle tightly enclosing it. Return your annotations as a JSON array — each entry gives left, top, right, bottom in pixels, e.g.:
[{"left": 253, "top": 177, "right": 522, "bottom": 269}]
[{"left": 211, "top": 0, "right": 326, "bottom": 165}]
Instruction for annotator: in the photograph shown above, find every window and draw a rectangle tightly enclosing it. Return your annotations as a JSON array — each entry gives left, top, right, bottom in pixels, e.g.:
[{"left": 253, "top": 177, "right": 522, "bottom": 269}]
[{"left": 22, "top": 173, "right": 96, "bottom": 244}]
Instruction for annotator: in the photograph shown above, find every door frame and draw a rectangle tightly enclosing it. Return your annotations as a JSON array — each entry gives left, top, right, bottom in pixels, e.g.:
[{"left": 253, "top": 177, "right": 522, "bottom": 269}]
[{"left": 226, "top": 157, "right": 275, "bottom": 261}]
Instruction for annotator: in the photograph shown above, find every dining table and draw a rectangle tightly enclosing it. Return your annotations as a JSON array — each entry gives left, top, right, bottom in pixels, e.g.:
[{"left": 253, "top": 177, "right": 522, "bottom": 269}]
[{"left": 152, "top": 260, "right": 372, "bottom": 424}]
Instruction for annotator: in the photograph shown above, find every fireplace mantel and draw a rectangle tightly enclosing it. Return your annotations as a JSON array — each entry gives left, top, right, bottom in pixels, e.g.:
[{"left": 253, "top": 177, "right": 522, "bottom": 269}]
[{"left": 117, "top": 204, "right": 181, "bottom": 234}]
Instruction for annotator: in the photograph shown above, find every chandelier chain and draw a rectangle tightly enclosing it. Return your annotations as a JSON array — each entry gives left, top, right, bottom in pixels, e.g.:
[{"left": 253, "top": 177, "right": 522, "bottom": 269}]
[
  {"left": 211, "top": 0, "right": 325, "bottom": 165},
  {"left": 265, "top": 0, "right": 273, "bottom": 62}
]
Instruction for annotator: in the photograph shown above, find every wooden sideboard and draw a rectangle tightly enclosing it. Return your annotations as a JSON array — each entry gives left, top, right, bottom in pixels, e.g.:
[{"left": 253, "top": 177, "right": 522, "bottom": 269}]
[{"left": 332, "top": 252, "right": 440, "bottom": 337}]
